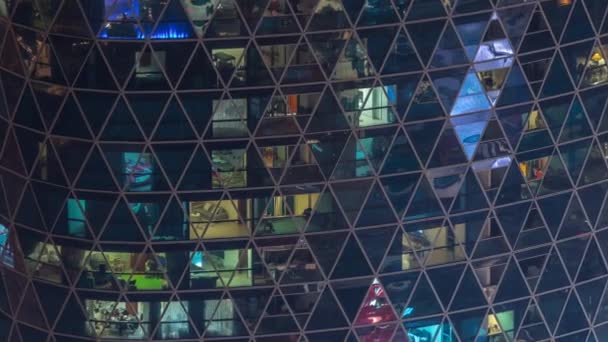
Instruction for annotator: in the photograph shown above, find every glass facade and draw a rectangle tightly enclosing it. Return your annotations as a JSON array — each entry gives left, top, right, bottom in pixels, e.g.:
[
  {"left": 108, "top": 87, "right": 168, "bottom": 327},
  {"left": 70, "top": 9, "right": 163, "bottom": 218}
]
[{"left": 1, "top": 0, "right": 608, "bottom": 341}]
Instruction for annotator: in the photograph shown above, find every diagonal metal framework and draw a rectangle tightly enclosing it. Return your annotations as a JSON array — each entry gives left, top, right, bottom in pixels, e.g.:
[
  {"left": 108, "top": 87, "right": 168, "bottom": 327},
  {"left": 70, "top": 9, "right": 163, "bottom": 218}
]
[{"left": 0, "top": 0, "right": 608, "bottom": 341}]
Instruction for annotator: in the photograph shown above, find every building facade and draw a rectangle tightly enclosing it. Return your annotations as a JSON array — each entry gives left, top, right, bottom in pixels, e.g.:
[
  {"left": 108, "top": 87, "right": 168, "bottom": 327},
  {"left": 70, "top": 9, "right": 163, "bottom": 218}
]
[{"left": 1, "top": 0, "right": 608, "bottom": 341}]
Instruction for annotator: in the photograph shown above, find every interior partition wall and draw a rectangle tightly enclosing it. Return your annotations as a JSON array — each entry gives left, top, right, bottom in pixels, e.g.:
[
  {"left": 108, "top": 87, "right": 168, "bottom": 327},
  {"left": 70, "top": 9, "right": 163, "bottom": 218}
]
[{"left": 2, "top": 0, "right": 608, "bottom": 341}]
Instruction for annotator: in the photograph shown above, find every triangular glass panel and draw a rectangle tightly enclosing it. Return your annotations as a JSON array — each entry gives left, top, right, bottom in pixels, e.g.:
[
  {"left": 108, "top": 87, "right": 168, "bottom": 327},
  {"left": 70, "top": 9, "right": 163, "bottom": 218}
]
[
  {"left": 69, "top": 192, "right": 117, "bottom": 238},
  {"left": 580, "top": 85, "right": 608, "bottom": 130},
  {"left": 75, "top": 44, "right": 118, "bottom": 90},
  {"left": 494, "top": 202, "right": 529, "bottom": 247},
  {"left": 561, "top": 40, "right": 595, "bottom": 86},
  {"left": 54, "top": 293, "right": 94, "bottom": 335},
  {"left": 356, "top": 182, "right": 398, "bottom": 227},
  {"left": 125, "top": 45, "right": 172, "bottom": 90},
  {"left": 538, "top": 151, "right": 572, "bottom": 196},
  {"left": 450, "top": 169, "right": 488, "bottom": 213},
  {"left": 304, "top": 186, "right": 349, "bottom": 233},
  {"left": 353, "top": 279, "right": 397, "bottom": 325},
  {"left": 558, "top": 139, "right": 591, "bottom": 183},
  {"left": 578, "top": 183, "right": 608, "bottom": 226},
  {"left": 331, "top": 235, "right": 373, "bottom": 279},
  {"left": 405, "top": 120, "right": 444, "bottom": 165},
  {"left": 381, "top": 131, "right": 421, "bottom": 175},
  {"left": 404, "top": 176, "right": 443, "bottom": 221},
  {"left": 281, "top": 39, "right": 325, "bottom": 84},
  {"left": 405, "top": 76, "right": 445, "bottom": 122},
  {"left": 100, "top": 98, "right": 145, "bottom": 141},
  {"left": 559, "top": 98, "right": 592, "bottom": 143},
  {"left": 357, "top": 26, "right": 398, "bottom": 72},
  {"left": 382, "top": 30, "right": 422, "bottom": 75},
  {"left": 450, "top": 266, "right": 487, "bottom": 310},
  {"left": 0, "top": 31, "right": 25, "bottom": 77},
  {"left": 540, "top": 95, "right": 572, "bottom": 141},
  {"left": 495, "top": 104, "right": 532, "bottom": 149},
  {"left": 330, "top": 134, "right": 374, "bottom": 180},
  {"left": 405, "top": 273, "right": 443, "bottom": 318},
  {"left": 306, "top": 232, "right": 348, "bottom": 276},
  {"left": 430, "top": 22, "right": 468, "bottom": 68},
  {"left": 52, "top": 94, "right": 92, "bottom": 139},
  {"left": 561, "top": 0, "right": 594, "bottom": 44},
  {"left": 557, "top": 291, "right": 589, "bottom": 335},
  {"left": 583, "top": 0, "right": 608, "bottom": 32},
  {"left": 13, "top": 127, "right": 44, "bottom": 174},
  {"left": 427, "top": 264, "right": 466, "bottom": 308},
  {"left": 429, "top": 66, "right": 469, "bottom": 114},
  {"left": 581, "top": 44, "right": 608, "bottom": 89},
  {"left": 152, "top": 143, "right": 196, "bottom": 187},
  {"left": 517, "top": 300, "right": 551, "bottom": 341},
  {"left": 495, "top": 258, "right": 530, "bottom": 303},
  {"left": 496, "top": 62, "right": 533, "bottom": 107},
  {"left": 257, "top": 292, "right": 300, "bottom": 335},
  {"left": 381, "top": 173, "right": 420, "bottom": 216},
  {"left": 557, "top": 236, "right": 589, "bottom": 280},
  {"left": 73, "top": 91, "right": 118, "bottom": 136},
  {"left": 50, "top": 1, "right": 91, "bottom": 37},
  {"left": 452, "top": 212, "right": 492, "bottom": 257},
  {"left": 100, "top": 199, "right": 146, "bottom": 242},
  {"left": 541, "top": 0, "right": 572, "bottom": 42},
  {"left": 75, "top": 146, "right": 118, "bottom": 191},
  {"left": 497, "top": 5, "right": 534, "bottom": 51},
  {"left": 14, "top": 85, "right": 45, "bottom": 132},
  {"left": 178, "top": 44, "right": 219, "bottom": 89},
  {"left": 380, "top": 229, "right": 422, "bottom": 273},
  {"left": 427, "top": 126, "right": 468, "bottom": 168},
  {"left": 406, "top": 19, "right": 446, "bottom": 66},
  {"left": 125, "top": 93, "right": 170, "bottom": 137},
  {"left": 306, "top": 287, "right": 348, "bottom": 330},
  {"left": 453, "top": 13, "right": 490, "bottom": 60},
  {"left": 355, "top": 226, "right": 396, "bottom": 271},
  {"left": 538, "top": 289, "right": 569, "bottom": 334},
  {"left": 31, "top": 83, "right": 66, "bottom": 127},
  {"left": 452, "top": 111, "right": 490, "bottom": 160},
  {"left": 307, "top": 32, "right": 347, "bottom": 77},
  {"left": 576, "top": 277, "right": 606, "bottom": 322},
  {"left": 153, "top": 96, "right": 197, "bottom": 141},
  {"left": 231, "top": 288, "right": 273, "bottom": 332},
  {"left": 449, "top": 308, "right": 486, "bottom": 342},
  {"left": 148, "top": 0, "right": 194, "bottom": 40},
  {"left": 330, "top": 179, "right": 373, "bottom": 224},
  {"left": 540, "top": 54, "right": 574, "bottom": 98},
  {"left": 331, "top": 37, "right": 373, "bottom": 81},
  {"left": 538, "top": 191, "right": 571, "bottom": 237},
  {"left": 235, "top": 43, "right": 274, "bottom": 87},
  {"left": 577, "top": 238, "right": 607, "bottom": 282},
  {"left": 99, "top": 42, "right": 145, "bottom": 87},
  {"left": 153, "top": 197, "right": 187, "bottom": 241},
  {"left": 451, "top": 72, "right": 492, "bottom": 116}
]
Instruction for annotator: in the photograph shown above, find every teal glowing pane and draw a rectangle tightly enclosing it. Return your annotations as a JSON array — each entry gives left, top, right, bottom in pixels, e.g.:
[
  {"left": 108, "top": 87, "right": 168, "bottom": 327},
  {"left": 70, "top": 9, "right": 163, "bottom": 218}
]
[
  {"left": 123, "top": 152, "right": 154, "bottom": 191},
  {"left": 191, "top": 251, "right": 203, "bottom": 268},
  {"left": 405, "top": 322, "right": 444, "bottom": 342},
  {"left": 0, "top": 224, "right": 7, "bottom": 254},
  {"left": 67, "top": 199, "right": 87, "bottom": 237}
]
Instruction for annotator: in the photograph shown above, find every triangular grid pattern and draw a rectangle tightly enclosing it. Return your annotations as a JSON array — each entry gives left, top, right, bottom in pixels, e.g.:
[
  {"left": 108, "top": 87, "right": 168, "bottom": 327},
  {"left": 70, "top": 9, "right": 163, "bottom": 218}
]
[{"left": 1, "top": 0, "right": 608, "bottom": 340}]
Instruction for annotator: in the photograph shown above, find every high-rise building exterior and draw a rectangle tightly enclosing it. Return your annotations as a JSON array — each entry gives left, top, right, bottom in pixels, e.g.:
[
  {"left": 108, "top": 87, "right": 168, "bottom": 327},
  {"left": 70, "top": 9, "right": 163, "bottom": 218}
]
[{"left": 1, "top": 0, "right": 608, "bottom": 341}]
